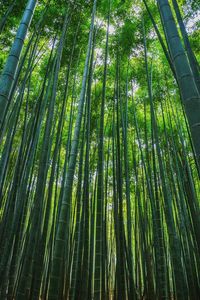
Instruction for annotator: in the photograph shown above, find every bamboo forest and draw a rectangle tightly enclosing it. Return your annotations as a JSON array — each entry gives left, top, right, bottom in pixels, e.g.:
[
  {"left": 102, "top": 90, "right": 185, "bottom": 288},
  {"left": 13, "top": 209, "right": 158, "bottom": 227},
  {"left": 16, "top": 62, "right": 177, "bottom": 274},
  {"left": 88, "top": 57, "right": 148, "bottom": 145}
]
[{"left": 0, "top": 0, "right": 200, "bottom": 299}]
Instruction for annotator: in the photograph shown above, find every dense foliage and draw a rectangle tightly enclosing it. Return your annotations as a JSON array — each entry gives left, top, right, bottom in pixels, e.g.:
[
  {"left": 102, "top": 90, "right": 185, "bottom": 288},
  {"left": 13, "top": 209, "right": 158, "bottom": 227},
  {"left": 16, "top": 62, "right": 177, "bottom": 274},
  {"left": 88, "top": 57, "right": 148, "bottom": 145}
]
[{"left": 0, "top": 0, "right": 200, "bottom": 299}]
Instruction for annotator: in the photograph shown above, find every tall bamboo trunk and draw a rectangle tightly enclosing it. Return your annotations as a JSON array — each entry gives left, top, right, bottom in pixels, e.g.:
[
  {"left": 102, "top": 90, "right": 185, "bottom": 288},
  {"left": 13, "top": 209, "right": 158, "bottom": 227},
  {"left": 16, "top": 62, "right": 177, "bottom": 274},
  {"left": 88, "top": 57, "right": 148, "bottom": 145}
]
[
  {"left": 157, "top": 0, "right": 200, "bottom": 170},
  {"left": 172, "top": 0, "right": 200, "bottom": 93},
  {"left": 48, "top": 2, "right": 97, "bottom": 299},
  {"left": 0, "top": 0, "right": 37, "bottom": 126}
]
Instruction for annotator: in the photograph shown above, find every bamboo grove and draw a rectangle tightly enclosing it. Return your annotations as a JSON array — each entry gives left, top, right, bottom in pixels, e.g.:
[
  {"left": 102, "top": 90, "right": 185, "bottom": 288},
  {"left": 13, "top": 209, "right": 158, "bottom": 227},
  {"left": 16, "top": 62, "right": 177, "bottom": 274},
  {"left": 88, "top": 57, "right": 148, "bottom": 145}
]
[{"left": 0, "top": 0, "right": 200, "bottom": 299}]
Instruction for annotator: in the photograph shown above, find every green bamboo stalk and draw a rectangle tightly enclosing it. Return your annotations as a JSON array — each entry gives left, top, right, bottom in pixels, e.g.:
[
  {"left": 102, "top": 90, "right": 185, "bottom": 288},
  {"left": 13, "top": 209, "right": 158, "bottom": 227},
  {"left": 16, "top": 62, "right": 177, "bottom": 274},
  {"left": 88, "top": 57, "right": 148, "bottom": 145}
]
[
  {"left": 157, "top": 0, "right": 200, "bottom": 169},
  {"left": 0, "top": 0, "right": 37, "bottom": 126},
  {"left": 48, "top": 2, "right": 97, "bottom": 298}
]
